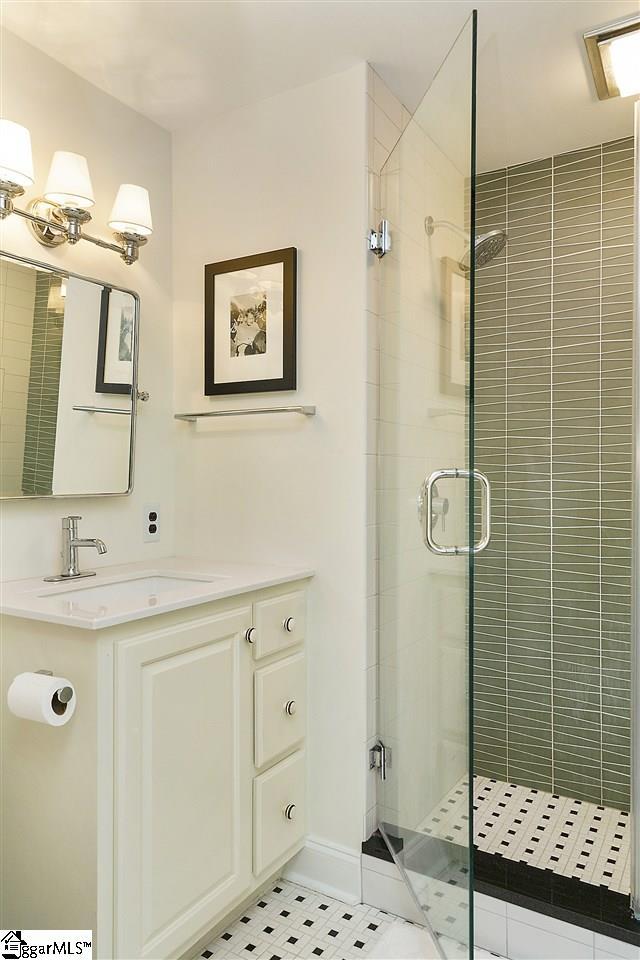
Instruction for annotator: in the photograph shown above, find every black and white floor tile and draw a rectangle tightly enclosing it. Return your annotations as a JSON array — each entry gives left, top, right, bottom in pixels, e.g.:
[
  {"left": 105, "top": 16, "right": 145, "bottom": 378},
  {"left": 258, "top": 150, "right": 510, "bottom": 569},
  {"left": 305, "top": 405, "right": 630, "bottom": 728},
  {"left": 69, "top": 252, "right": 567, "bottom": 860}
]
[
  {"left": 420, "top": 775, "right": 631, "bottom": 894},
  {"left": 201, "top": 880, "right": 403, "bottom": 959},
  {"left": 201, "top": 879, "right": 501, "bottom": 960}
]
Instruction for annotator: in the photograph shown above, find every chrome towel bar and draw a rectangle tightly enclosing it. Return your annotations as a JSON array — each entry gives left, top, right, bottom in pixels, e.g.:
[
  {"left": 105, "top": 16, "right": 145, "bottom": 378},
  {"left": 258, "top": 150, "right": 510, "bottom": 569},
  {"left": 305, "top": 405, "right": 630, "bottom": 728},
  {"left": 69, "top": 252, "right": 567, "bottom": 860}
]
[
  {"left": 72, "top": 405, "right": 131, "bottom": 416},
  {"left": 174, "top": 405, "right": 316, "bottom": 422}
]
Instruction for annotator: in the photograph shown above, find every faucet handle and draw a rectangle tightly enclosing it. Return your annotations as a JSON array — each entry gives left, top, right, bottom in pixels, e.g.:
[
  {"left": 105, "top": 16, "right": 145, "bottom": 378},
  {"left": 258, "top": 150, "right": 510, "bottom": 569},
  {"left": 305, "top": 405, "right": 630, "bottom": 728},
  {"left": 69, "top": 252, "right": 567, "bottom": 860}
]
[{"left": 62, "top": 515, "right": 82, "bottom": 528}]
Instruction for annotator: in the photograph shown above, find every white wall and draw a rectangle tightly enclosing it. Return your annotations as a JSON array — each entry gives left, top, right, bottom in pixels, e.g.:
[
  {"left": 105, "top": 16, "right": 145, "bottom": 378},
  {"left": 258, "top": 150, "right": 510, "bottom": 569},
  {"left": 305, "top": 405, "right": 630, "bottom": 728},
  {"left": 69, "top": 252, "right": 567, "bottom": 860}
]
[
  {"left": 0, "top": 31, "right": 175, "bottom": 579},
  {"left": 172, "top": 65, "right": 370, "bottom": 856}
]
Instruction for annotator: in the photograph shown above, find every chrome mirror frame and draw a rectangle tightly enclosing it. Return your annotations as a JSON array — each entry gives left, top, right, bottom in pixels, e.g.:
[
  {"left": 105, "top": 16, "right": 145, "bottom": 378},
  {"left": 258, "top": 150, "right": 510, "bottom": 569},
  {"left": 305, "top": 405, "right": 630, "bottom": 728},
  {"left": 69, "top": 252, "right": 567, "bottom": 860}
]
[{"left": 0, "top": 249, "right": 140, "bottom": 500}]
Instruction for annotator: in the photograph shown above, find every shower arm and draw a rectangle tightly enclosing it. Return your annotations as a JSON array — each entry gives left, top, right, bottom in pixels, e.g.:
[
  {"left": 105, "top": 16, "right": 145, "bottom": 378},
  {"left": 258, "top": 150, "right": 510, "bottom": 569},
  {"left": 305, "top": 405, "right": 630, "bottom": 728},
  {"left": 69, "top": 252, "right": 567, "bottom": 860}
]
[{"left": 424, "top": 215, "right": 469, "bottom": 241}]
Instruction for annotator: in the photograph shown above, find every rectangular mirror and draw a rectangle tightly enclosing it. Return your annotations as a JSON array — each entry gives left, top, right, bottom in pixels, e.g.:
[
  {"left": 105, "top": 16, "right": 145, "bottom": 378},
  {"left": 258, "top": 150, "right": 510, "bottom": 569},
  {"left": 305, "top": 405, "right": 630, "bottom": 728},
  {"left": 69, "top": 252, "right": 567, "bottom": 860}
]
[{"left": 0, "top": 252, "right": 138, "bottom": 498}]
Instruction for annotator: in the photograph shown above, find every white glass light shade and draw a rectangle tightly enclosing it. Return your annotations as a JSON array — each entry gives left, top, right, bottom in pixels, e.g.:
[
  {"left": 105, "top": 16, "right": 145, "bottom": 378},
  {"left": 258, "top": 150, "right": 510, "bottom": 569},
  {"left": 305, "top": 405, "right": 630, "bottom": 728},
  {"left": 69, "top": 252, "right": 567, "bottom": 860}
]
[
  {"left": 44, "top": 151, "right": 95, "bottom": 209},
  {"left": 0, "top": 119, "right": 34, "bottom": 188},
  {"left": 108, "top": 184, "right": 153, "bottom": 237},
  {"left": 607, "top": 30, "right": 640, "bottom": 96}
]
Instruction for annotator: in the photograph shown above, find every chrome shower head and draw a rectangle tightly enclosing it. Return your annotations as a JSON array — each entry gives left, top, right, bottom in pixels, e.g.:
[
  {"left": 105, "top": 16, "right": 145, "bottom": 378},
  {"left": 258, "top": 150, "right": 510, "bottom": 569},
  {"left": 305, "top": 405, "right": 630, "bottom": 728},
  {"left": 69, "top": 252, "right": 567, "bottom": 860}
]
[
  {"left": 424, "top": 216, "right": 507, "bottom": 271},
  {"left": 461, "top": 229, "right": 507, "bottom": 271}
]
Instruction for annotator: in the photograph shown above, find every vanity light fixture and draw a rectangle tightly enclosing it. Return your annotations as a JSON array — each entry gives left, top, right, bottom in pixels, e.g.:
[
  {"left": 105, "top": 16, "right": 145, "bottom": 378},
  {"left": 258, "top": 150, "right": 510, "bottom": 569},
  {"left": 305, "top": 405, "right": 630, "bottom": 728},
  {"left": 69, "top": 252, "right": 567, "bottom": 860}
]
[
  {"left": 0, "top": 119, "right": 152, "bottom": 265},
  {"left": 0, "top": 119, "right": 34, "bottom": 217},
  {"left": 108, "top": 184, "right": 153, "bottom": 264},
  {"left": 584, "top": 13, "right": 640, "bottom": 100}
]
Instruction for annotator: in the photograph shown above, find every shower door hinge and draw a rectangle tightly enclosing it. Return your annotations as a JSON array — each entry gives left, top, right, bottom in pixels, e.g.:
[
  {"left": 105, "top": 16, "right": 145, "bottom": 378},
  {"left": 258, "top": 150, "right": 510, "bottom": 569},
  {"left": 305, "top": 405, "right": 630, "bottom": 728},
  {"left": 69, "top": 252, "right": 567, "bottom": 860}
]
[
  {"left": 369, "top": 740, "right": 390, "bottom": 780},
  {"left": 368, "top": 220, "right": 391, "bottom": 258}
]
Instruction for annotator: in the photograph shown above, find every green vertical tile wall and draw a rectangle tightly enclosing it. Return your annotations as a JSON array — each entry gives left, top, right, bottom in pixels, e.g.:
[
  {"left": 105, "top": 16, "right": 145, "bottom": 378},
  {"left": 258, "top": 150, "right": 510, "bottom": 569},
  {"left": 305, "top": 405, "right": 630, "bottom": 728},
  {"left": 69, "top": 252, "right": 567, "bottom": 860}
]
[
  {"left": 21, "top": 273, "right": 64, "bottom": 495},
  {"left": 474, "top": 137, "right": 634, "bottom": 809},
  {"left": 474, "top": 168, "right": 508, "bottom": 782},
  {"left": 601, "top": 137, "right": 635, "bottom": 808}
]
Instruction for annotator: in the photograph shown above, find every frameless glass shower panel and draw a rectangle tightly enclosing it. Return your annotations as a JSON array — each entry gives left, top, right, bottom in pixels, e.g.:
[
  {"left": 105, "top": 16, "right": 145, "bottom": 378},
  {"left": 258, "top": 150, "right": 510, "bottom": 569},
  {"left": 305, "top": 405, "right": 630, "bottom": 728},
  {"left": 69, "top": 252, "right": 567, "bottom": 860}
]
[{"left": 377, "top": 14, "right": 476, "bottom": 957}]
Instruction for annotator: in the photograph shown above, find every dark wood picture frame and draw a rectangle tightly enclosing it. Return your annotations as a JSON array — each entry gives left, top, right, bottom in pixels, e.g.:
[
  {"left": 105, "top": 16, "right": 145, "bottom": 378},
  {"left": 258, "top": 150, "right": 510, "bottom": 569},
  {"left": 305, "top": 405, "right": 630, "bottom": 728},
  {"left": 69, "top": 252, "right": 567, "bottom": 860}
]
[
  {"left": 95, "top": 286, "right": 132, "bottom": 396},
  {"left": 204, "top": 247, "right": 297, "bottom": 396}
]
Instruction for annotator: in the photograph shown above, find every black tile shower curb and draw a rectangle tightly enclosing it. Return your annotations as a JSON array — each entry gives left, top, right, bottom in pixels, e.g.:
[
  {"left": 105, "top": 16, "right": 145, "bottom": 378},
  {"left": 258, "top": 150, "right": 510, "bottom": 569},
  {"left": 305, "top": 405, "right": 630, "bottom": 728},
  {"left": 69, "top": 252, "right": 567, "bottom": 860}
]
[
  {"left": 362, "top": 831, "right": 640, "bottom": 947},
  {"left": 474, "top": 849, "right": 640, "bottom": 947}
]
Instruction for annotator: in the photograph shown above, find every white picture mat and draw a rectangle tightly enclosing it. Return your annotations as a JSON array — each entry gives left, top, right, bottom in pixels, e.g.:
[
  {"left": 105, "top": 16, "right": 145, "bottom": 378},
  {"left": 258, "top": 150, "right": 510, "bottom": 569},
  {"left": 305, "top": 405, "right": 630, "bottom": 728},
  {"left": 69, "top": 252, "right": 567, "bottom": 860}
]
[
  {"left": 104, "top": 289, "right": 135, "bottom": 386},
  {"left": 214, "top": 263, "right": 284, "bottom": 384}
]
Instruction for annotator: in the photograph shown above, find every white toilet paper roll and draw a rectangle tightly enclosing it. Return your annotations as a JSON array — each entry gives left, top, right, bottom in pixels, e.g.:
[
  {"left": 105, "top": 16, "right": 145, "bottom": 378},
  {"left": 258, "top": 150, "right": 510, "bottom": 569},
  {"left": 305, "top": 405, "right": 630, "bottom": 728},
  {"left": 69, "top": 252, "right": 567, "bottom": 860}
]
[{"left": 7, "top": 672, "right": 76, "bottom": 726}]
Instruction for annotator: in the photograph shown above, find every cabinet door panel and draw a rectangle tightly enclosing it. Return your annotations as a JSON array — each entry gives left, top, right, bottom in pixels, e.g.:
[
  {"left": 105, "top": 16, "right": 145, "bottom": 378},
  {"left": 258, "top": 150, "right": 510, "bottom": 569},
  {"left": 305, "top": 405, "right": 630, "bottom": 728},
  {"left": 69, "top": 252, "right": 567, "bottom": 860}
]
[{"left": 115, "top": 609, "right": 252, "bottom": 960}]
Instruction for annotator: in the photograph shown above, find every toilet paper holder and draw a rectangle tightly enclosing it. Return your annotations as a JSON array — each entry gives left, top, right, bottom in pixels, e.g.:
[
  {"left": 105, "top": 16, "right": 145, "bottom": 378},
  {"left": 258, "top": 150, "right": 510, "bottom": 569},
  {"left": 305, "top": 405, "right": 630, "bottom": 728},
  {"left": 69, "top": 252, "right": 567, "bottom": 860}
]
[{"left": 36, "top": 670, "right": 74, "bottom": 705}]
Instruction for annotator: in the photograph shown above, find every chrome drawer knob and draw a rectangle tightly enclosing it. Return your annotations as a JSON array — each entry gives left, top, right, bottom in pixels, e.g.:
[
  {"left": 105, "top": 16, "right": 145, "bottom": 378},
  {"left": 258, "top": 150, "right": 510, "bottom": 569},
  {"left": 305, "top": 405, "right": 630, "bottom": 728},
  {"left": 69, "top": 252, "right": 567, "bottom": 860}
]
[
  {"left": 284, "top": 699, "right": 297, "bottom": 716},
  {"left": 245, "top": 627, "right": 256, "bottom": 644},
  {"left": 284, "top": 803, "right": 297, "bottom": 821},
  {"left": 283, "top": 616, "right": 296, "bottom": 633}
]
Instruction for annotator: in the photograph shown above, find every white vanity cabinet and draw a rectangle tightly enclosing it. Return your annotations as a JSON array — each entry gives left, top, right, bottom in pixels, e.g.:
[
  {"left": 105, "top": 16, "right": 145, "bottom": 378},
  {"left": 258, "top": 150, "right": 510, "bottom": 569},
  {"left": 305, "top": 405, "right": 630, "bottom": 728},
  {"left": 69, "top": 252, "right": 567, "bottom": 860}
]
[
  {"left": 115, "top": 607, "right": 254, "bottom": 959},
  {"left": 0, "top": 574, "right": 309, "bottom": 960}
]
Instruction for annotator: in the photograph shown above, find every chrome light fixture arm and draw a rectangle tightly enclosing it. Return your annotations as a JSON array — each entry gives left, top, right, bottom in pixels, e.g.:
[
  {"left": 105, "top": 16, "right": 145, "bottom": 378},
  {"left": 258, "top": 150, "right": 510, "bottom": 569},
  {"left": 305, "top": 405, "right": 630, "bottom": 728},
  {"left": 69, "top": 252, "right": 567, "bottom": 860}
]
[
  {"left": 0, "top": 122, "right": 152, "bottom": 267},
  {"left": 0, "top": 194, "right": 147, "bottom": 265}
]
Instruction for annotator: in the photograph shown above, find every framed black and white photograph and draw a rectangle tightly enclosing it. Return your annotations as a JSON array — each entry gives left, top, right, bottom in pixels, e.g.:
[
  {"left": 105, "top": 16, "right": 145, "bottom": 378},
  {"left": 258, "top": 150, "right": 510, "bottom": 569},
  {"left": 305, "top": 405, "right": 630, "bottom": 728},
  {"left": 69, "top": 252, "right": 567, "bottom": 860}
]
[
  {"left": 95, "top": 286, "right": 134, "bottom": 395},
  {"left": 204, "top": 247, "right": 297, "bottom": 395}
]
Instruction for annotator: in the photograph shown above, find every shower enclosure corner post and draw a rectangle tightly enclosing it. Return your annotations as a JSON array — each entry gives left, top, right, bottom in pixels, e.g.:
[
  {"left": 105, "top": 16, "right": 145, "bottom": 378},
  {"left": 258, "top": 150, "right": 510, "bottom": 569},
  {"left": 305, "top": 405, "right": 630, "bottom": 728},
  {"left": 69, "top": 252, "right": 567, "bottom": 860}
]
[{"left": 632, "top": 97, "right": 640, "bottom": 921}]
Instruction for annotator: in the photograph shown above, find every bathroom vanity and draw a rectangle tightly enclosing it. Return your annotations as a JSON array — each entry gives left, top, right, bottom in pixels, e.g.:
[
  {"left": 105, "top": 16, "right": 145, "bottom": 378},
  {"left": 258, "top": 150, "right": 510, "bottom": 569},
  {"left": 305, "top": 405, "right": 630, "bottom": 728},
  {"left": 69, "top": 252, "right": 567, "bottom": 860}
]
[{"left": 0, "top": 559, "right": 312, "bottom": 960}]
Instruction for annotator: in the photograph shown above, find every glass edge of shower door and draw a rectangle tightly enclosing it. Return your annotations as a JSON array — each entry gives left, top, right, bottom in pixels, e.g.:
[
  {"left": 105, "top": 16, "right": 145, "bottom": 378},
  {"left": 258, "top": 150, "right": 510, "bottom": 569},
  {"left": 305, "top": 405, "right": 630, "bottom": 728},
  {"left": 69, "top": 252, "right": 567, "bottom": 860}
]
[
  {"left": 468, "top": 6, "right": 478, "bottom": 952},
  {"left": 631, "top": 97, "right": 640, "bottom": 921},
  {"left": 376, "top": 10, "right": 477, "bottom": 959}
]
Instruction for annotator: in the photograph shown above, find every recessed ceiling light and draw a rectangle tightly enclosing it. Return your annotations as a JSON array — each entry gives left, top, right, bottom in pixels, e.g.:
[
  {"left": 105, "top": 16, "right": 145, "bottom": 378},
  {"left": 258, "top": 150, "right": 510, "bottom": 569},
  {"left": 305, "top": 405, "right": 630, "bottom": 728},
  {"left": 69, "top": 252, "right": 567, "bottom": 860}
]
[{"left": 584, "top": 14, "right": 640, "bottom": 100}]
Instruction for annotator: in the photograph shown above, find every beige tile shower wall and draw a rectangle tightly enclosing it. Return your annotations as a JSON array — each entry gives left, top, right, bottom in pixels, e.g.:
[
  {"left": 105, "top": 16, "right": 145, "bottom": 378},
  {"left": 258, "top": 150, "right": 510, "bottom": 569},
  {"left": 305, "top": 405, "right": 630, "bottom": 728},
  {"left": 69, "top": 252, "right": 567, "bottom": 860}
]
[
  {"left": 474, "top": 137, "right": 635, "bottom": 808},
  {"left": 0, "top": 261, "right": 35, "bottom": 496},
  {"left": 377, "top": 125, "right": 469, "bottom": 836},
  {"left": 370, "top": 58, "right": 472, "bottom": 838},
  {"left": 365, "top": 67, "right": 408, "bottom": 840}
]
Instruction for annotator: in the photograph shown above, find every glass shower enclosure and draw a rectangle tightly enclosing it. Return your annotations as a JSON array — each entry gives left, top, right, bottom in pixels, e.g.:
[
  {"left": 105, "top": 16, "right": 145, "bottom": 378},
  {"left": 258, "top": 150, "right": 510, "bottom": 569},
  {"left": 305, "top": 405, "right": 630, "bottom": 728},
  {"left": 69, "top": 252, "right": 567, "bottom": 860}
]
[
  {"left": 376, "top": 17, "right": 640, "bottom": 954},
  {"left": 376, "top": 12, "right": 479, "bottom": 958}
]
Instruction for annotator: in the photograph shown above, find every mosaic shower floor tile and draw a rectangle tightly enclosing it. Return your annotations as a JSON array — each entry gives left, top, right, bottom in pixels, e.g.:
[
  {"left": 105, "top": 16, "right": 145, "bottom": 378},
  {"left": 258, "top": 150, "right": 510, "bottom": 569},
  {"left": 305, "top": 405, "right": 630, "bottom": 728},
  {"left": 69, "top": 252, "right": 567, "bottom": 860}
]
[{"left": 419, "top": 775, "right": 631, "bottom": 895}]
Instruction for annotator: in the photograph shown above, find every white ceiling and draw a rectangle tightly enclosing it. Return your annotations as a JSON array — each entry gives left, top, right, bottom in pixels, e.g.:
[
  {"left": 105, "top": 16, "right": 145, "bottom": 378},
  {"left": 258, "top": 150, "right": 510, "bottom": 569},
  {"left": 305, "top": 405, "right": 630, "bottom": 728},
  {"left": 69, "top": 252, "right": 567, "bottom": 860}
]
[{"left": 1, "top": 0, "right": 639, "bottom": 169}]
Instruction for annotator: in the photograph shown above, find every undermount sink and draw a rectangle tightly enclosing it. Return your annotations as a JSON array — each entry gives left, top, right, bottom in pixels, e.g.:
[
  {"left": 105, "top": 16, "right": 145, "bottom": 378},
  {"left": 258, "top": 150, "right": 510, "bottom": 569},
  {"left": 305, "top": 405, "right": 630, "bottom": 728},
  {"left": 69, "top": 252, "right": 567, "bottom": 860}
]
[
  {"left": 0, "top": 559, "right": 313, "bottom": 629},
  {"left": 35, "top": 573, "right": 225, "bottom": 611}
]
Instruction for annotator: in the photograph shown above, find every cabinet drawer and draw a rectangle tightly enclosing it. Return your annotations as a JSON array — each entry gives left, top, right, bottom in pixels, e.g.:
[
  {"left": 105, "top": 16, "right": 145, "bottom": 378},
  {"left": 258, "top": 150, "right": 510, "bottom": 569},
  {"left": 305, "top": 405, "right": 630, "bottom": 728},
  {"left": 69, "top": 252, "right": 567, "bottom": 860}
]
[
  {"left": 255, "top": 653, "right": 305, "bottom": 768},
  {"left": 250, "top": 591, "right": 305, "bottom": 660},
  {"left": 253, "top": 751, "right": 305, "bottom": 876}
]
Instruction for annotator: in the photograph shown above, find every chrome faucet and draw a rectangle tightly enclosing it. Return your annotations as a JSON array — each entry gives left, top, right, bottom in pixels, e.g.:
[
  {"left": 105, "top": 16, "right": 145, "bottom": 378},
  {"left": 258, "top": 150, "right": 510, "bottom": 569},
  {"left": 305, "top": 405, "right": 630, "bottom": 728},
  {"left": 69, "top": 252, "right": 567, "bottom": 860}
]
[{"left": 44, "top": 516, "right": 108, "bottom": 582}]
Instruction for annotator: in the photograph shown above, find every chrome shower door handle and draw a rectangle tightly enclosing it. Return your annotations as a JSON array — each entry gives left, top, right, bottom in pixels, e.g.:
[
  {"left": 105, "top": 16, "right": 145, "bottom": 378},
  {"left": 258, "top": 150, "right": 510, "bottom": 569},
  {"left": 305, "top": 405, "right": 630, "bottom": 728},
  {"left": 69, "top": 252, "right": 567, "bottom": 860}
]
[{"left": 421, "top": 468, "right": 491, "bottom": 555}]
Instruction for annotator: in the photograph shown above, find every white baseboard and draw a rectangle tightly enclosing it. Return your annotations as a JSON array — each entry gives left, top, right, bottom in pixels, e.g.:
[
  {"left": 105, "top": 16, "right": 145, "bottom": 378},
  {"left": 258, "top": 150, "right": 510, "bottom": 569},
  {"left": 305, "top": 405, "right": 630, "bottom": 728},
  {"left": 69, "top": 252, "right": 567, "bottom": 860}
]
[{"left": 282, "top": 837, "right": 362, "bottom": 904}]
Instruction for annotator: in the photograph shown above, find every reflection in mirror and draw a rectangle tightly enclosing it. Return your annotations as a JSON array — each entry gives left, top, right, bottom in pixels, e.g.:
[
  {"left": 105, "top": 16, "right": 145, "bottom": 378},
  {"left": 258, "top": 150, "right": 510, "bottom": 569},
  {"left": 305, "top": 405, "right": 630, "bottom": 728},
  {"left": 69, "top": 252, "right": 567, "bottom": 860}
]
[{"left": 0, "top": 253, "right": 137, "bottom": 498}]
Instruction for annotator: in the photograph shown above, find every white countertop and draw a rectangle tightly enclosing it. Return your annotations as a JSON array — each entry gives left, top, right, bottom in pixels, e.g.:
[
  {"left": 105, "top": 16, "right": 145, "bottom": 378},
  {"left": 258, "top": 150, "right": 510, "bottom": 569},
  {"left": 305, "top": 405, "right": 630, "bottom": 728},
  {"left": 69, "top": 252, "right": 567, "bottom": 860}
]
[{"left": 0, "top": 557, "right": 313, "bottom": 630}]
